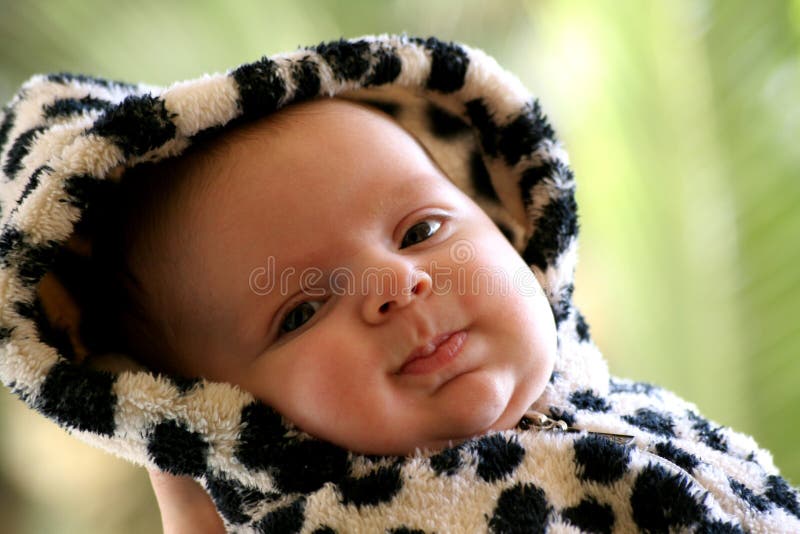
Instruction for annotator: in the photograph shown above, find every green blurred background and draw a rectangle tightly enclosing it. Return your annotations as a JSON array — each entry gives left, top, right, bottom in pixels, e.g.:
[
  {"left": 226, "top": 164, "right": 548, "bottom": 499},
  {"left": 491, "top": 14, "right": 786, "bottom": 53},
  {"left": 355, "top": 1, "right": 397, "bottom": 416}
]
[{"left": 1, "top": 0, "right": 798, "bottom": 532}]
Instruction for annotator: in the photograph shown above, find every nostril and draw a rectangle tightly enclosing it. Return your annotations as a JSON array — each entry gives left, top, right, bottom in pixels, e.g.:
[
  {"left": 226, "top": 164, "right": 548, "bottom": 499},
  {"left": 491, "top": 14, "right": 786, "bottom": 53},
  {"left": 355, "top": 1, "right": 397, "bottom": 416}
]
[
  {"left": 379, "top": 302, "right": 390, "bottom": 313},
  {"left": 411, "top": 281, "right": 422, "bottom": 295}
]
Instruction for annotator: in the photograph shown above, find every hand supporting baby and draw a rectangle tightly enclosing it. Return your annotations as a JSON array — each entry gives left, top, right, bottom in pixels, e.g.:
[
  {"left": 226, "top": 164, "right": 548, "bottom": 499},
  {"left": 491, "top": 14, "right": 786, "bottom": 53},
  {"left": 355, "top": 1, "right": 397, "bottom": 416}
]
[{"left": 148, "top": 469, "right": 225, "bottom": 534}]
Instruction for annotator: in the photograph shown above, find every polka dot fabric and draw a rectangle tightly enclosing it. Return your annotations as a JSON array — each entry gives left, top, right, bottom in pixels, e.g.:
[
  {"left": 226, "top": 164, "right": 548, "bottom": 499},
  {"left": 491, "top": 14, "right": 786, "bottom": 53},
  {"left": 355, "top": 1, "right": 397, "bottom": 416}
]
[{"left": 1, "top": 35, "right": 798, "bottom": 532}]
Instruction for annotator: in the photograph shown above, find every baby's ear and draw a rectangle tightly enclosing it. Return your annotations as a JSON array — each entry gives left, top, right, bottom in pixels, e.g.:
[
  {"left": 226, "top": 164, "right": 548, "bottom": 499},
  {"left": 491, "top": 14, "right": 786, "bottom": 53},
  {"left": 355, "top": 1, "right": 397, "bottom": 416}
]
[
  {"left": 38, "top": 270, "right": 89, "bottom": 363},
  {"left": 36, "top": 234, "right": 94, "bottom": 364}
]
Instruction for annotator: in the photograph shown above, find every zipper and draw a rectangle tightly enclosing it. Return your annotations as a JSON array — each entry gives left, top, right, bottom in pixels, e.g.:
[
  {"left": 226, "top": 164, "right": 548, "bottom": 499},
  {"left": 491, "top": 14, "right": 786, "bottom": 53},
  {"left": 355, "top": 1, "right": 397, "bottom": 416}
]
[{"left": 522, "top": 410, "right": 636, "bottom": 446}]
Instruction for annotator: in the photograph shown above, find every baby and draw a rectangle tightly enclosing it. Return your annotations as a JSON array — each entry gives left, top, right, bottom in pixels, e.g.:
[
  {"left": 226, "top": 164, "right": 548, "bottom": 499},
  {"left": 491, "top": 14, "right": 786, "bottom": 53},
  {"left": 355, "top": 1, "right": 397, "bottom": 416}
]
[
  {"left": 98, "top": 96, "right": 558, "bottom": 531},
  {"left": 103, "top": 97, "right": 558, "bottom": 455},
  {"left": 3, "top": 35, "right": 798, "bottom": 533}
]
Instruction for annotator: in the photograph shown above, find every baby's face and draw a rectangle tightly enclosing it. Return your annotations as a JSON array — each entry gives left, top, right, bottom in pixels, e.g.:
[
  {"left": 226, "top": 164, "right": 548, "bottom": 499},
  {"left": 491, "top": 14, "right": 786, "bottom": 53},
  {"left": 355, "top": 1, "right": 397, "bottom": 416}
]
[{"left": 147, "top": 99, "right": 556, "bottom": 454}]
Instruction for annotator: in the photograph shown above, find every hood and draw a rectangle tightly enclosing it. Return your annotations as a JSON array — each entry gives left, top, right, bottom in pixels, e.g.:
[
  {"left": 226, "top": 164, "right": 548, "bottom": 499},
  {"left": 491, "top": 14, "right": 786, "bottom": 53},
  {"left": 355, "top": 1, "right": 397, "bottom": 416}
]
[{"left": 0, "top": 34, "right": 610, "bottom": 527}]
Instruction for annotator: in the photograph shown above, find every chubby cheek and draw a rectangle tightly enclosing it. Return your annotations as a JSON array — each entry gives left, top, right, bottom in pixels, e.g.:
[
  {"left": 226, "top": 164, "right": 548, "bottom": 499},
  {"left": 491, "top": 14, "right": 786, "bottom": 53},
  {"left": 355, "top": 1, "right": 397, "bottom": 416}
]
[
  {"left": 260, "top": 332, "right": 383, "bottom": 442},
  {"left": 463, "top": 241, "right": 557, "bottom": 395}
]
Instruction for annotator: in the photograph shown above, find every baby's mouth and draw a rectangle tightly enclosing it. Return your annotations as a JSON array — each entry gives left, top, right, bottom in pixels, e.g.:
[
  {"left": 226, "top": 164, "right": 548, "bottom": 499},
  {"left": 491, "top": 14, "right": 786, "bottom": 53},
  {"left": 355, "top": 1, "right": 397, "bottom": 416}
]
[{"left": 397, "top": 330, "right": 468, "bottom": 375}]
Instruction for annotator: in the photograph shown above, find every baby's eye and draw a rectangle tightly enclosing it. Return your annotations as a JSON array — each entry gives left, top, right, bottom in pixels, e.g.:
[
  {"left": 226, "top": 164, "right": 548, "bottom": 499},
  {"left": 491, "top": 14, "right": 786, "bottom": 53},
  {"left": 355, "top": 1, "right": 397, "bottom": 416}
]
[
  {"left": 400, "top": 219, "right": 442, "bottom": 249},
  {"left": 279, "top": 300, "right": 323, "bottom": 335}
]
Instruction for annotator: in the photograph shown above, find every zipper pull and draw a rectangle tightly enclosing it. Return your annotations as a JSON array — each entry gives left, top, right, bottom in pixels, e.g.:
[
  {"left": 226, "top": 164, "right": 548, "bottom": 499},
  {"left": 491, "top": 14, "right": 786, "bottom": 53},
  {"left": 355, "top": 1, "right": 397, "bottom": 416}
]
[{"left": 522, "top": 410, "right": 635, "bottom": 446}]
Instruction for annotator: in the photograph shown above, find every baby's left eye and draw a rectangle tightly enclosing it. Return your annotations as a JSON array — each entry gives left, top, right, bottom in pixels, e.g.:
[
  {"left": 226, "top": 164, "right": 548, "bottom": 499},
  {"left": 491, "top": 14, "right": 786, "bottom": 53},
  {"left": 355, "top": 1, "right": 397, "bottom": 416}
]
[
  {"left": 400, "top": 219, "right": 442, "bottom": 249},
  {"left": 279, "top": 300, "right": 323, "bottom": 336}
]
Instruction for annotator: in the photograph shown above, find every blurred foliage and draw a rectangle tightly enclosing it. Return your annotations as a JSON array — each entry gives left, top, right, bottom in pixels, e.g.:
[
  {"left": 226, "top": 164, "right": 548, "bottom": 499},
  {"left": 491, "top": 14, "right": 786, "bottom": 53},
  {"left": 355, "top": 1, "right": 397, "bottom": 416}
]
[{"left": 1, "top": 0, "right": 798, "bottom": 532}]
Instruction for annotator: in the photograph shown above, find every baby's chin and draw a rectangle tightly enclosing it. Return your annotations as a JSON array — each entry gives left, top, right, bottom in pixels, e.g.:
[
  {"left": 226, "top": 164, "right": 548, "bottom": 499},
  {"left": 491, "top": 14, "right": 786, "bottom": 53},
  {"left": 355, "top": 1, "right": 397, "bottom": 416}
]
[
  {"left": 435, "top": 371, "right": 527, "bottom": 431},
  {"left": 390, "top": 395, "right": 529, "bottom": 455}
]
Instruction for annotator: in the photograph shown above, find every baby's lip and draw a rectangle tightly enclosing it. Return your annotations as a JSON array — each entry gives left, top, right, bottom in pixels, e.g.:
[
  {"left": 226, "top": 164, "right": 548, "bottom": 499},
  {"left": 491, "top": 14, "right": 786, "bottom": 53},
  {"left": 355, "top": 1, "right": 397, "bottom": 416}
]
[
  {"left": 408, "top": 332, "right": 453, "bottom": 360},
  {"left": 397, "top": 330, "right": 468, "bottom": 375}
]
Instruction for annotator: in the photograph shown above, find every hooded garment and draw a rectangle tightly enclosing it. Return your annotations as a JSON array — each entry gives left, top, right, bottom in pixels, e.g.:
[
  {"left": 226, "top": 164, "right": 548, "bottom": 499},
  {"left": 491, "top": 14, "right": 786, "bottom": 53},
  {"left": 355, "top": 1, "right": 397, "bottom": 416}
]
[{"left": 1, "top": 35, "right": 799, "bottom": 533}]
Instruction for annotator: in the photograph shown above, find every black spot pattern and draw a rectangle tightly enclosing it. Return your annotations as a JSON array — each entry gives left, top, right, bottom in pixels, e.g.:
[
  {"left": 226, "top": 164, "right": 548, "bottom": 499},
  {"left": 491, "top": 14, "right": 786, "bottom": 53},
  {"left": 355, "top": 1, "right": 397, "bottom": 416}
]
[
  {"left": 470, "top": 150, "right": 499, "bottom": 201},
  {"left": 546, "top": 283, "right": 574, "bottom": 325},
  {"left": 729, "top": 478, "right": 771, "bottom": 512},
  {"left": 575, "top": 312, "right": 591, "bottom": 342},
  {"left": 0, "top": 326, "right": 14, "bottom": 341},
  {"left": 364, "top": 49, "right": 402, "bottom": 86},
  {"left": 0, "top": 107, "right": 16, "bottom": 152},
  {"left": 765, "top": 475, "right": 800, "bottom": 518},
  {"left": 89, "top": 94, "right": 175, "bottom": 157},
  {"left": 574, "top": 434, "right": 631, "bottom": 484},
  {"left": 271, "top": 439, "right": 350, "bottom": 494},
  {"left": 289, "top": 60, "right": 321, "bottom": 103},
  {"left": 236, "top": 405, "right": 349, "bottom": 493},
  {"left": 521, "top": 191, "right": 578, "bottom": 271},
  {"left": 339, "top": 463, "right": 403, "bottom": 507},
  {"left": 654, "top": 441, "right": 700, "bottom": 473},
  {"left": 428, "top": 104, "right": 470, "bottom": 138},
  {"left": 488, "top": 483, "right": 550, "bottom": 534},
  {"left": 16, "top": 165, "right": 51, "bottom": 205},
  {"left": 147, "top": 419, "right": 208, "bottom": 477},
  {"left": 687, "top": 410, "right": 728, "bottom": 452},
  {"left": 561, "top": 497, "right": 614, "bottom": 534},
  {"left": 388, "top": 528, "right": 428, "bottom": 534},
  {"left": 430, "top": 445, "right": 463, "bottom": 476},
  {"left": 518, "top": 162, "right": 551, "bottom": 206},
  {"left": 37, "top": 360, "right": 116, "bottom": 436},
  {"left": 232, "top": 57, "right": 287, "bottom": 119},
  {"left": 235, "top": 402, "right": 292, "bottom": 469},
  {"left": 315, "top": 39, "right": 372, "bottom": 81},
  {"left": 520, "top": 160, "right": 572, "bottom": 210},
  {"left": 311, "top": 528, "right": 337, "bottom": 534},
  {"left": 465, "top": 98, "right": 498, "bottom": 156},
  {"left": 497, "top": 100, "right": 556, "bottom": 166},
  {"left": 630, "top": 463, "right": 705, "bottom": 532},
  {"left": 623, "top": 408, "right": 676, "bottom": 437},
  {"left": 569, "top": 390, "right": 610, "bottom": 412},
  {"left": 206, "top": 474, "right": 277, "bottom": 525},
  {"left": 13, "top": 299, "right": 37, "bottom": 321},
  {"left": 474, "top": 434, "right": 525, "bottom": 482},
  {"left": 5, "top": 246, "right": 43, "bottom": 288},
  {"left": 42, "top": 96, "right": 112, "bottom": 119},
  {"left": 416, "top": 37, "right": 469, "bottom": 93},
  {"left": 3, "top": 126, "right": 47, "bottom": 178},
  {"left": 254, "top": 498, "right": 306, "bottom": 534}
]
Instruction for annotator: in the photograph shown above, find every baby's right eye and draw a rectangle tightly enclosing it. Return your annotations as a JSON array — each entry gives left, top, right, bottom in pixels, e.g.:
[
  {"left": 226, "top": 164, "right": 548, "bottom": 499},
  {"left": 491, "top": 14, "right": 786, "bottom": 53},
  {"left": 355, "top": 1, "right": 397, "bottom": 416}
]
[
  {"left": 400, "top": 219, "right": 442, "bottom": 249},
  {"left": 279, "top": 300, "right": 323, "bottom": 336}
]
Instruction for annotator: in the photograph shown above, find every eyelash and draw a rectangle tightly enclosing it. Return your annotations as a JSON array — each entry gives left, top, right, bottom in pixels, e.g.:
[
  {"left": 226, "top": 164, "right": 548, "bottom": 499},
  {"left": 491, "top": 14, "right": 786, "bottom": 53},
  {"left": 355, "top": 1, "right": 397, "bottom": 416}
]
[{"left": 273, "top": 214, "right": 448, "bottom": 341}]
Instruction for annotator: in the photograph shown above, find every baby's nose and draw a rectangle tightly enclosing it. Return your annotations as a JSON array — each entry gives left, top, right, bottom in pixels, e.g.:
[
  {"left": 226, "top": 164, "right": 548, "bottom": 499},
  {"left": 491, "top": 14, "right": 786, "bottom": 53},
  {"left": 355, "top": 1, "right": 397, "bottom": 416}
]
[{"left": 361, "top": 268, "right": 432, "bottom": 325}]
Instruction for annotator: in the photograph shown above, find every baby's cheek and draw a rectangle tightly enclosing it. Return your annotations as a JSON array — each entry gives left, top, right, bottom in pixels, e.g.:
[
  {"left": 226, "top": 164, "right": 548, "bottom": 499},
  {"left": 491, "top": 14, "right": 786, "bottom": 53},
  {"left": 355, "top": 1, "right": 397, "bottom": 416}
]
[{"left": 285, "top": 338, "right": 366, "bottom": 410}]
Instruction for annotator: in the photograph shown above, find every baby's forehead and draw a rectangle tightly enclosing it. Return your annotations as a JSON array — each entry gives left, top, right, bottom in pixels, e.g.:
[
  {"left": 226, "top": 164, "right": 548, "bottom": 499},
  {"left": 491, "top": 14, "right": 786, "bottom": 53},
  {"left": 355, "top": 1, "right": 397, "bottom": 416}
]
[{"left": 131, "top": 99, "right": 446, "bottom": 270}]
